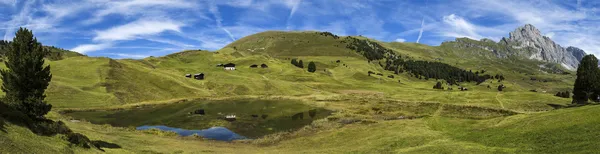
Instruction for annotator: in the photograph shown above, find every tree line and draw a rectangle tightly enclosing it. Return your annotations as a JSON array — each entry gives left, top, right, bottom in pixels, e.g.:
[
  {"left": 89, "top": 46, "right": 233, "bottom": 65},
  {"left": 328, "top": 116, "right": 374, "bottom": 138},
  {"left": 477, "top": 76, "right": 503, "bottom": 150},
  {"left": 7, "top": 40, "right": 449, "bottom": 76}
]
[
  {"left": 0, "top": 40, "right": 78, "bottom": 60},
  {"left": 385, "top": 59, "right": 491, "bottom": 85},
  {"left": 339, "top": 34, "right": 491, "bottom": 85}
]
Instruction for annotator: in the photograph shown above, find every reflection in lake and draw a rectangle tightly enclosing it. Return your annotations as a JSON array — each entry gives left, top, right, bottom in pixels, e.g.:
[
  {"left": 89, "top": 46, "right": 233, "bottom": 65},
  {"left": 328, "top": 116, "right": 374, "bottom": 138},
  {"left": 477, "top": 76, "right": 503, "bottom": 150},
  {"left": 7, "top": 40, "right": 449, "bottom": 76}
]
[
  {"left": 137, "top": 125, "right": 246, "bottom": 141},
  {"left": 64, "top": 99, "right": 332, "bottom": 139}
]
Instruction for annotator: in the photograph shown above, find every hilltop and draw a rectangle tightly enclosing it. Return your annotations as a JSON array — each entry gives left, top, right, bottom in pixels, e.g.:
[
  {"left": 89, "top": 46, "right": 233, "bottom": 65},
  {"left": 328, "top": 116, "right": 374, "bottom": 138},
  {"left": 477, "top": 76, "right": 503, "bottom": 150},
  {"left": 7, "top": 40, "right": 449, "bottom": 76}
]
[{"left": 0, "top": 40, "right": 84, "bottom": 60}]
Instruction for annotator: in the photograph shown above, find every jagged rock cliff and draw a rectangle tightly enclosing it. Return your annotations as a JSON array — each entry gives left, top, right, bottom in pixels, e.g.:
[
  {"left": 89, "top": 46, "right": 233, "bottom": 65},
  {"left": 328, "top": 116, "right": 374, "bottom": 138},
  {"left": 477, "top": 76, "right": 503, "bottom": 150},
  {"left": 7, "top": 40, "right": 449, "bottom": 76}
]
[
  {"left": 502, "top": 24, "right": 584, "bottom": 70},
  {"left": 567, "top": 46, "right": 586, "bottom": 62}
]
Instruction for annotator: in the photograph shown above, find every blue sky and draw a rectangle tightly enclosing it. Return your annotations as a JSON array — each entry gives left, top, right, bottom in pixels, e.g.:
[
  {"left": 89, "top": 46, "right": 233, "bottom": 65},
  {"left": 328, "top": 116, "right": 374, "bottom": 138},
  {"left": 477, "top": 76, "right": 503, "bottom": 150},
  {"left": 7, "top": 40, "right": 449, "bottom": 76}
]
[{"left": 1, "top": 0, "right": 599, "bottom": 59}]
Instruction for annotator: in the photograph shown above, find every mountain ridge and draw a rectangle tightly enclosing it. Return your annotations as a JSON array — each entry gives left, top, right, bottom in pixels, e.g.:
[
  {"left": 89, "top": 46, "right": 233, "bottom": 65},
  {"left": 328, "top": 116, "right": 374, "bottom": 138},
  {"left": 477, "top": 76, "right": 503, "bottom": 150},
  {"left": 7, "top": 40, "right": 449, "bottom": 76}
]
[{"left": 443, "top": 24, "right": 586, "bottom": 70}]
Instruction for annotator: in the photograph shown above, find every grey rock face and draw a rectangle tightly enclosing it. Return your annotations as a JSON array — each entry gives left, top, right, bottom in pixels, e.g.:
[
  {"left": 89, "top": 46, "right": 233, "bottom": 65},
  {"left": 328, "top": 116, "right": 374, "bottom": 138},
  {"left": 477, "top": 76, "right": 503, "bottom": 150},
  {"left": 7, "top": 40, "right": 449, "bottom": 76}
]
[
  {"left": 567, "top": 46, "right": 586, "bottom": 61},
  {"left": 504, "top": 24, "right": 585, "bottom": 70}
]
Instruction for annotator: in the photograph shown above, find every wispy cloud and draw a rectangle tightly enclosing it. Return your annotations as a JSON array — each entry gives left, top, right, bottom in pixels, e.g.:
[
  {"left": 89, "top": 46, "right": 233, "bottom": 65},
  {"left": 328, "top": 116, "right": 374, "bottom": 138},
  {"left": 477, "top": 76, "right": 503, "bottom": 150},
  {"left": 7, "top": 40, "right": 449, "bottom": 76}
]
[
  {"left": 286, "top": 0, "right": 302, "bottom": 29},
  {"left": 71, "top": 18, "right": 184, "bottom": 53},
  {"left": 82, "top": 0, "right": 196, "bottom": 25},
  {"left": 145, "top": 37, "right": 196, "bottom": 49},
  {"left": 440, "top": 14, "right": 482, "bottom": 39},
  {"left": 0, "top": 0, "right": 15, "bottom": 6},
  {"left": 71, "top": 43, "right": 112, "bottom": 54},
  {"left": 395, "top": 38, "right": 406, "bottom": 42},
  {"left": 416, "top": 17, "right": 425, "bottom": 43},
  {"left": 209, "top": 3, "right": 235, "bottom": 41},
  {"left": 3, "top": 0, "right": 35, "bottom": 40},
  {"left": 107, "top": 53, "right": 151, "bottom": 59},
  {"left": 93, "top": 19, "right": 183, "bottom": 42},
  {"left": 5, "top": 0, "right": 600, "bottom": 58}
]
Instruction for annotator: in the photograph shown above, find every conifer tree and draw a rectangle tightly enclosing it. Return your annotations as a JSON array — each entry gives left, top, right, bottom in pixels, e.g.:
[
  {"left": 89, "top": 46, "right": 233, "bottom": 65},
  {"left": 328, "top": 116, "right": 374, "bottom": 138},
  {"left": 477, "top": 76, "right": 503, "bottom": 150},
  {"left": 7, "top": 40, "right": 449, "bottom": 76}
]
[
  {"left": 1, "top": 28, "right": 52, "bottom": 119},
  {"left": 308, "top": 61, "right": 316, "bottom": 73},
  {"left": 433, "top": 82, "right": 443, "bottom": 89},
  {"left": 572, "top": 55, "right": 600, "bottom": 104},
  {"left": 291, "top": 59, "right": 298, "bottom": 66},
  {"left": 298, "top": 60, "right": 304, "bottom": 68}
]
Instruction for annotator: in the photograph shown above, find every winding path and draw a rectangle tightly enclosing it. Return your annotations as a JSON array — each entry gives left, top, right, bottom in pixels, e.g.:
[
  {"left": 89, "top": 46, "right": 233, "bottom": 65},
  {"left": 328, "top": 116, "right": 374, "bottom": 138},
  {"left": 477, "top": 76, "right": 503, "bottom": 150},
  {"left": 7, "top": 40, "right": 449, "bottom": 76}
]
[{"left": 496, "top": 92, "right": 506, "bottom": 109}]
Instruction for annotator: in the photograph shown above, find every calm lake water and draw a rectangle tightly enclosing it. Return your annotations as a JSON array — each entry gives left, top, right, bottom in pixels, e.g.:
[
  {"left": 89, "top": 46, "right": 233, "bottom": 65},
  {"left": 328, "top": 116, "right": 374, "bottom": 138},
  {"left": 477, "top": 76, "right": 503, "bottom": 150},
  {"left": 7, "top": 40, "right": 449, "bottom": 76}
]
[
  {"left": 64, "top": 99, "right": 332, "bottom": 141},
  {"left": 137, "top": 125, "right": 246, "bottom": 141}
]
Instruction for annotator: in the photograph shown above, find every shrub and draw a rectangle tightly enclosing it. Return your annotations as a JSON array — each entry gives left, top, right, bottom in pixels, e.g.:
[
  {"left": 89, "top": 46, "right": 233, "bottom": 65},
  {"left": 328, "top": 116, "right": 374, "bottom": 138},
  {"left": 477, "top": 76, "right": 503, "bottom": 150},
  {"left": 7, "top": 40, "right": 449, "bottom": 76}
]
[
  {"left": 555, "top": 91, "right": 571, "bottom": 98},
  {"left": 433, "top": 82, "right": 443, "bottom": 89},
  {"left": 497, "top": 84, "right": 506, "bottom": 91},
  {"left": 308, "top": 61, "right": 316, "bottom": 73},
  {"left": 298, "top": 60, "right": 304, "bottom": 68},
  {"left": 30, "top": 120, "right": 72, "bottom": 136}
]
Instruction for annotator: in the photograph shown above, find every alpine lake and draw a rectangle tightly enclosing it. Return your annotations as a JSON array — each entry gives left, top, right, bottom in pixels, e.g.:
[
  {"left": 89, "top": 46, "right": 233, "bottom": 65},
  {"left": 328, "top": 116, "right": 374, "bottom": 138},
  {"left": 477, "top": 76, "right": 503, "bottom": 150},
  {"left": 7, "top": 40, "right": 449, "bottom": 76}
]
[{"left": 62, "top": 99, "right": 333, "bottom": 141}]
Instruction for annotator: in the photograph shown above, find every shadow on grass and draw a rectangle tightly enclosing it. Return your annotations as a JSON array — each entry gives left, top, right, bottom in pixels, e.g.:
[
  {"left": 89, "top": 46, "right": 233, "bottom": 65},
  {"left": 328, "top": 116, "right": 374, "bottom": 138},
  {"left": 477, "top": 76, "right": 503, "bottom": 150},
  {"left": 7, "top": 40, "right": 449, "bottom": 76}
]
[
  {"left": 92, "top": 140, "right": 122, "bottom": 151},
  {"left": 0, "top": 118, "right": 6, "bottom": 133},
  {"left": 547, "top": 103, "right": 566, "bottom": 109},
  {"left": 0, "top": 102, "right": 18, "bottom": 133}
]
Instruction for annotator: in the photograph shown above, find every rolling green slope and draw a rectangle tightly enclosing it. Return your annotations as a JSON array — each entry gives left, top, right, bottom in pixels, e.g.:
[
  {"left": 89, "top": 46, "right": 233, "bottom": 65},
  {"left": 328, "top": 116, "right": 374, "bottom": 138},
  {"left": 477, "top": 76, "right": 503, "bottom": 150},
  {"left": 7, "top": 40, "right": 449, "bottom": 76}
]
[
  {"left": 1, "top": 30, "right": 592, "bottom": 153},
  {"left": 0, "top": 31, "right": 572, "bottom": 110}
]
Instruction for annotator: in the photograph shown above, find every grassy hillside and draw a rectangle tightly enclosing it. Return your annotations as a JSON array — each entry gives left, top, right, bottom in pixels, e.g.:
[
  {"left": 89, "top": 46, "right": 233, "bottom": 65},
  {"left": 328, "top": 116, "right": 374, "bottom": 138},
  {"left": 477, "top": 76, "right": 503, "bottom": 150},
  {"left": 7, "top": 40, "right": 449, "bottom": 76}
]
[
  {"left": 0, "top": 31, "right": 563, "bottom": 110},
  {"left": 1, "top": 30, "right": 594, "bottom": 153},
  {"left": 4, "top": 97, "right": 597, "bottom": 153}
]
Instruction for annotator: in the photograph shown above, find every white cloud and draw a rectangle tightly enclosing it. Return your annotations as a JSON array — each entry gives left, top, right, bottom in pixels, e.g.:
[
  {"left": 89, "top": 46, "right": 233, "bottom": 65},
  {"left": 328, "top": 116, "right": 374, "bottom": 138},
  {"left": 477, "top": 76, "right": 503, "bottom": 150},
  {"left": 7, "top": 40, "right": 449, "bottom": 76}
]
[
  {"left": 467, "top": 0, "right": 585, "bottom": 32},
  {"left": 3, "top": 0, "right": 35, "bottom": 40},
  {"left": 0, "top": 0, "right": 15, "bottom": 6},
  {"left": 286, "top": 0, "right": 303, "bottom": 29},
  {"left": 82, "top": 0, "right": 196, "bottom": 25},
  {"left": 93, "top": 19, "right": 183, "bottom": 42},
  {"left": 145, "top": 37, "right": 195, "bottom": 49},
  {"left": 394, "top": 38, "right": 406, "bottom": 42},
  {"left": 71, "top": 43, "right": 112, "bottom": 54},
  {"left": 458, "top": 0, "right": 600, "bottom": 55},
  {"left": 209, "top": 3, "right": 236, "bottom": 41},
  {"left": 221, "top": 28, "right": 235, "bottom": 41},
  {"left": 441, "top": 14, "right": 481, "bottom": 39},
  {"left": 73, "top": 18, "right": 186, "bottom": 53},
  {"left": 545, "top": 32, "right": 555, "bottom": 39},
  {"left": 416, "top": 17, "right": 425, "bottom": 43},
  {"left": 287, "top": 0, "right": 302, "bottom": 18},
  {"left": 200, "top": 39, "right": 230, "bottom": 50},
  {"left": 108, "top": 53, "right": 150, "bottom": 59}
]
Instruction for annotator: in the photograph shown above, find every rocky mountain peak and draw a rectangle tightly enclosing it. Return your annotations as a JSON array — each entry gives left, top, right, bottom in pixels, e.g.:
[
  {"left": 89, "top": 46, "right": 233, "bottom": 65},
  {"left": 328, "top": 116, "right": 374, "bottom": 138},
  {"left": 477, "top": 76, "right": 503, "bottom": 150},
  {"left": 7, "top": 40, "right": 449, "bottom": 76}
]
[
  {"left": 504, "top": 24, "right": 585, "bottom": 70},
  {"left": 509, "top": 24, "right": 544, "bottom": 41}
]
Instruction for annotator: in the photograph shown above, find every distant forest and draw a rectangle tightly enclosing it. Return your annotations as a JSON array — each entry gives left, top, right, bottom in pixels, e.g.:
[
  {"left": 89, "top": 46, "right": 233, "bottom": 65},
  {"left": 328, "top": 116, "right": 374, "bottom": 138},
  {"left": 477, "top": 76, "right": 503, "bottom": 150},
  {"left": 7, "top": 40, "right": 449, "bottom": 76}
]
[{"left": 342, "top": 35, "right": 491, "bottom": 85}]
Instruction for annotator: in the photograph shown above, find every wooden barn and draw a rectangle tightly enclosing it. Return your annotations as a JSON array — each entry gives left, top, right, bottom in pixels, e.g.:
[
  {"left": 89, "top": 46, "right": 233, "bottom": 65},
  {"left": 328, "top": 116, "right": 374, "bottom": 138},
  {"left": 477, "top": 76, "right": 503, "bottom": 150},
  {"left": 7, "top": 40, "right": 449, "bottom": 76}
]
[
  {"left": 224, "top": 63, "right": 236, "bottom": 70},
  {"left": 194, "top": 73, "right": 205, "bottom": 80}
]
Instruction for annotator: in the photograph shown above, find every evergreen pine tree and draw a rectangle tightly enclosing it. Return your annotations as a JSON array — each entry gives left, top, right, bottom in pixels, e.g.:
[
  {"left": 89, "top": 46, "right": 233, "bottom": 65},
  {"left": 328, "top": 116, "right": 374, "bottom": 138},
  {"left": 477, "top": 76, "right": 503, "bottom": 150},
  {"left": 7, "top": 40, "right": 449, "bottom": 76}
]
[
  {"left": 298, "top": 60, "right": 304, "bottom": 68},
  {"left": 572, "top": 55, "right": 600, "bottom": 104},
  {"left": 1, "top": 28, "right": 52, "bottom": 119},
  {"left": 433, "top": 81, "right": 443, "bottom": 89},
  {"left": 291, "top": 59, "right": 298, "bottom": 66},
  {"left": 307, "top": 61, "right": 316, "bottom": 73}
]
